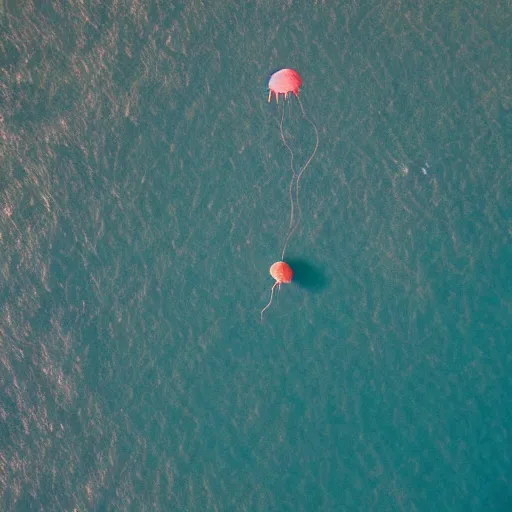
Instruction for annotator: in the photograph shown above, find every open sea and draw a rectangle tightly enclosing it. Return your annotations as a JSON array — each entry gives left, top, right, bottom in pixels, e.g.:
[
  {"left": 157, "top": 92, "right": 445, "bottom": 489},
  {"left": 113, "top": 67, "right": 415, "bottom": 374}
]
[{"left": 1, "top": 1, "right": 511, "bottom": 511}]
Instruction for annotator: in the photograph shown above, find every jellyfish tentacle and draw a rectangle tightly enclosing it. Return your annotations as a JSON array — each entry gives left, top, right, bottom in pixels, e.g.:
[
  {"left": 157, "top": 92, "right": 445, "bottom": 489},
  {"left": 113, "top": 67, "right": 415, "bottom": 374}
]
[{"left": 260, "top": 281, "right": 279, "bottom": 322}]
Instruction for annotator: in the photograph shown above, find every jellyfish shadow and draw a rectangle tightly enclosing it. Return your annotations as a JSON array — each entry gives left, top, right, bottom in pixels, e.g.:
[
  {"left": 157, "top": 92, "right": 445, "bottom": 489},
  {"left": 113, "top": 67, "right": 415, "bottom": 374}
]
[{"left": 285, "top": 258, "right": 328, "bottom": 292}]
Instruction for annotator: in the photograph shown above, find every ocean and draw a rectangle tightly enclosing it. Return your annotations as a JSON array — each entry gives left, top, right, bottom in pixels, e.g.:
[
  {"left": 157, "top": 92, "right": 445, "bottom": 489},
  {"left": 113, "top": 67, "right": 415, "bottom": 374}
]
[{"left": 1, "top": 1, "right": 511, "bottom": 510}]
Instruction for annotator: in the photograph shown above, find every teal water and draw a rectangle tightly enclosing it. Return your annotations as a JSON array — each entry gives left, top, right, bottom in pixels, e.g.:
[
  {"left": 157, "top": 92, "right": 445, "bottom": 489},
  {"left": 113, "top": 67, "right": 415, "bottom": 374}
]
[{"left": 1, "top": 1, "right": 511, "bottom": 511}]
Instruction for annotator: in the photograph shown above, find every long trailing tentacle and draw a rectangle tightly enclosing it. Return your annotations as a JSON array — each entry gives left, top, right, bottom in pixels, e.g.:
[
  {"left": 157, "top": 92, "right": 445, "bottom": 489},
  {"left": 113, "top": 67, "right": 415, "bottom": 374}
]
[
  {"left": 260, "top": 281, "right": 279, "bottom": 322},
  {"left": 278, "top": 101, "right": 297, "bottom": 261},
  {"left": 280, "top": 95, "right": 319, "bottom": 259}
]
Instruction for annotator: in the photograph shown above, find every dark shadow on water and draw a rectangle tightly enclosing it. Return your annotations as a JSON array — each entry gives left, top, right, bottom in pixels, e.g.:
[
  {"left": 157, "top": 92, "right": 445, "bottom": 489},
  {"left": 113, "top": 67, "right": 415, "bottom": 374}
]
[{"left": 285, "top": 258, "right": 328, "bottom": 292}]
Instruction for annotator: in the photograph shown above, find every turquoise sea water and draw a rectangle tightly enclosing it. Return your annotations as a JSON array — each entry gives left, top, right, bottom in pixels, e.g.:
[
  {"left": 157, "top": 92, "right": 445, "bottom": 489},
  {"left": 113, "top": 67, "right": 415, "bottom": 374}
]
[{"left": 1, "top": 1, "right": 511, "bottom": 511}]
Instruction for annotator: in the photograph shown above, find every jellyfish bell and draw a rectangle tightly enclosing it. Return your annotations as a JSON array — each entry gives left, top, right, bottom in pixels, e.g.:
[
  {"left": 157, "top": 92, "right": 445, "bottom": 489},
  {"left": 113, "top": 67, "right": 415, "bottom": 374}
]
[
  {"left": 269, "top": 261, "right": 293, "bottom": 284},
  {"left": 268, "top": 69, "right": 303, "bottom": 103}
]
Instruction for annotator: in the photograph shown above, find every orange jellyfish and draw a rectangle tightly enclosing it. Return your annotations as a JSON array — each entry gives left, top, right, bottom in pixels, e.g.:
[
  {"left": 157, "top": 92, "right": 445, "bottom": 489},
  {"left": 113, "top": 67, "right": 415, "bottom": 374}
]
[
  {"left": 268, "top": 68, "right": 302, "bottom": 103},
  {"left": 266, "top": 68, "right": 319, "bottom": 261},
  {"left": 260, "top": 261, "right": 293, "bottom": 321}
]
